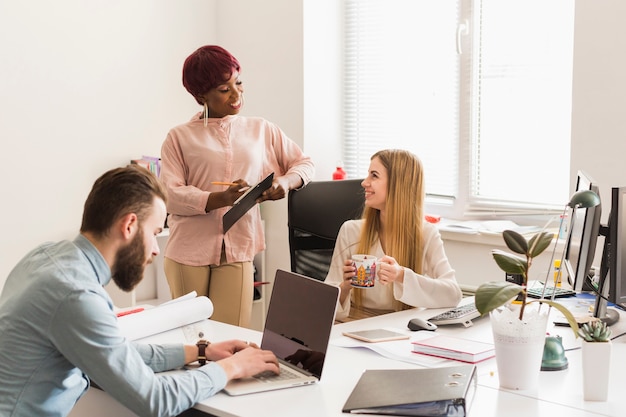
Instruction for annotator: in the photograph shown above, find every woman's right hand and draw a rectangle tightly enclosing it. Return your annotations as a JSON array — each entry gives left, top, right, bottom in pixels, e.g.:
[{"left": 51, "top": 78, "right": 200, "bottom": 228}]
[
  {"left": 223, "top": 179, "right": 250, "bottom": 205},
  {"left": 339, "top": 259, "right": 356, "bottom": 292},
  {"left": 205, "top": 179, "right": 250, "bottom": 212}
]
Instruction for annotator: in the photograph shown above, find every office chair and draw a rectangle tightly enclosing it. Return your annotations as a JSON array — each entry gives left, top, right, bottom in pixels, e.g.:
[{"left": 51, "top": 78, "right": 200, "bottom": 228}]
[{"left": 288, "top": 179, "right": 364, "bottom": 281}]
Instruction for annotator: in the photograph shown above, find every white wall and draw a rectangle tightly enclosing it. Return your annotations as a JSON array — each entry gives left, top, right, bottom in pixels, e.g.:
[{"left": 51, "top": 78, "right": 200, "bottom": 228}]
[
  {"left": 571, "top": 1, "right": 626, "bottom": 219},
  {"left": 0, "top": 1, "right": 217, "bottom": 287},
  {"left": 1, "top": 0, "right": 624, "bottom": 295}
]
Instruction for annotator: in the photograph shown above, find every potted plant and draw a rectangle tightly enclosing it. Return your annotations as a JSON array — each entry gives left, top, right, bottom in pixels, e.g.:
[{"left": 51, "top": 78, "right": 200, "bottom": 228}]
[
  {"left": 579, "top": 320, "right": 612, "bottom": 401},
  {"left": 474, "top": 229, "right": 580, "bottom": 390}
]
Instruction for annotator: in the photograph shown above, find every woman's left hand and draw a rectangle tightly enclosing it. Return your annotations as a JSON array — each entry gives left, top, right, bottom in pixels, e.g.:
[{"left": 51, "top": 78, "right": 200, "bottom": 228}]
[
  {"left": 259, "top": 178, "right": 289, "bottom": 202},
  {"left": 377, "top": 255, "right": 404, "bottom": 285}
]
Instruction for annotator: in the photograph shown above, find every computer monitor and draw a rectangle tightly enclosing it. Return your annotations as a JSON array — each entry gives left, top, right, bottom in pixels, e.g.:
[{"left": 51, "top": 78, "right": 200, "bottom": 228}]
[
  {"left": 563, "top": 170, "right": 602, "bottom": 292},
  {"left": 594, "top": 186, "right": 626, "bottom": 325}
]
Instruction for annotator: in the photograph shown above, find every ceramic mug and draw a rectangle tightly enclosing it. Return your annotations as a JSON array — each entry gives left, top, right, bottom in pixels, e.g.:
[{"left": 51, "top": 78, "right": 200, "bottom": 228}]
[{"left": 351, "top": 255, "right": 378, "bottom": 288}]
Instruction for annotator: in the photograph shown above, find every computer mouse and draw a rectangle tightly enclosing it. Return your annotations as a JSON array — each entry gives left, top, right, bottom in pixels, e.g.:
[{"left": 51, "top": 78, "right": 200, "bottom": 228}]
[{"left": 407, "top": 317, "right": 438, "bottom": 331}]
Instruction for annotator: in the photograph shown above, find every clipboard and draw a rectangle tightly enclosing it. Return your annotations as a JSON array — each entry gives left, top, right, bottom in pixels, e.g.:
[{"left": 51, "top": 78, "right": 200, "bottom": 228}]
[{"left": 222, "top": 172, "right": 274, "bottom": 233}]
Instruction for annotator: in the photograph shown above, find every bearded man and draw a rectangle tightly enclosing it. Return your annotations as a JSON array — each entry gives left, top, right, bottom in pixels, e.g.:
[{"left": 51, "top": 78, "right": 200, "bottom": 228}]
[{"left": 0, "top": 165, "right": 277, "bottom": 417}]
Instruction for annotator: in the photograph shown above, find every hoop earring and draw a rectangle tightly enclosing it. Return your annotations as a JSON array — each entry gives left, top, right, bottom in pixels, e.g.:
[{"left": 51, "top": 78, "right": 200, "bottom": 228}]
[{"left": 203, "top": 103, "right": 209, "bottom": 127}]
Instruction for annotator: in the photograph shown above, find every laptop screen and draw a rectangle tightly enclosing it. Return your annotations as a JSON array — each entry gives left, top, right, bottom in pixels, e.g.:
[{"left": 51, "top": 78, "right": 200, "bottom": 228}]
[{"left": 260, "top": 270, "right": 339, "bottom": 378}]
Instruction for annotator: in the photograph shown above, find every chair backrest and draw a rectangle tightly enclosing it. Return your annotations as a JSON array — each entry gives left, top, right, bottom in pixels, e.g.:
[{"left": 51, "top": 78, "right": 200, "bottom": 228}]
[{"left": 288, "top": 179, "right": 364, "bottom": 281}]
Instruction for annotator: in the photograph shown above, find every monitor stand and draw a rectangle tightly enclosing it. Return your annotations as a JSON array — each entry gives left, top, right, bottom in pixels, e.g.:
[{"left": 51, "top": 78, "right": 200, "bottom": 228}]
[{"left": 594, "top": 300, "right": 620, "bottom": 326}]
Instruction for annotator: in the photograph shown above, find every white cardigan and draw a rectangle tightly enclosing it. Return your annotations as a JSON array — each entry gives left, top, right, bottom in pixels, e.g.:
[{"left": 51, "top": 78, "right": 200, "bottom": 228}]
[{"left": 324, "top": 220, "right": 462, "bottom": 321}]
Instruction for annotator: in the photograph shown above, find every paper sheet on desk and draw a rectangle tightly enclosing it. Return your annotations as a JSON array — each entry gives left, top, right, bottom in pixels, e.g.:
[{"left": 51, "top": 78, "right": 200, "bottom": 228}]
[
  {"left": 118, "top": 294, "right": 213, "bottom": 341},
  {"left": 438, "top": 219, "right": 541, "bottom": 235},
  {"left": 332, "top": 329, "right": 448, "bottom": 367}
]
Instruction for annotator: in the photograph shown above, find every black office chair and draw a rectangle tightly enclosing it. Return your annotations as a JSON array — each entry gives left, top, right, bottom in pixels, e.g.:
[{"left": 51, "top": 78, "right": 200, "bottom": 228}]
[{"left": 288, "top": 179, "right": 365, "bottom": 281}]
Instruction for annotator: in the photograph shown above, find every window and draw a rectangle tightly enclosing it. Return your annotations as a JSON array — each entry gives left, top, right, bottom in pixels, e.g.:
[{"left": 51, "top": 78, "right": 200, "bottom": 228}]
[{"left": 343, "top": 0, "right": 575, "bottom": 220}]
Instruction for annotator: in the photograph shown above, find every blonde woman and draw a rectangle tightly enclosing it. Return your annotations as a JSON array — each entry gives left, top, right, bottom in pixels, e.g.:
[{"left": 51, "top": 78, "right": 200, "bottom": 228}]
[{"left": 325, "top": 149, "right": 462, "bottom": 321}]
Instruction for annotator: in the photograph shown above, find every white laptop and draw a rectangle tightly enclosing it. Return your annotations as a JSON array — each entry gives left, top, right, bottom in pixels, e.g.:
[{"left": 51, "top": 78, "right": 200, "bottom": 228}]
[{"left": 224, "top": 269, "right": 339, "bottom": 396}]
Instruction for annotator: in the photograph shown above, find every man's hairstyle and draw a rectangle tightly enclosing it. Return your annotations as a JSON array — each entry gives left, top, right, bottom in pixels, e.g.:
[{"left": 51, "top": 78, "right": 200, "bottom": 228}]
[
  {"left": 182, "top": 45, "right": 241, "bottom": 105},
  {"left": 80, "top": 165, "right": 167, "bottom": 237}
]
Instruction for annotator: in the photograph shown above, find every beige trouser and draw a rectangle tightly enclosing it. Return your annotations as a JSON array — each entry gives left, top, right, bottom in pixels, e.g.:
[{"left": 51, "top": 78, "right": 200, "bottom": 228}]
[{"left": 164, "top": 253, "right": 254, "bottom": 328}]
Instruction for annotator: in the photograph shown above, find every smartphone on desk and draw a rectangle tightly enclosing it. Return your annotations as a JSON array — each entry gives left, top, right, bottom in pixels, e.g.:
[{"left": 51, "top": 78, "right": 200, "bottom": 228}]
[{"left": 342, "top": 329, "right": 409, "bottom": 343}]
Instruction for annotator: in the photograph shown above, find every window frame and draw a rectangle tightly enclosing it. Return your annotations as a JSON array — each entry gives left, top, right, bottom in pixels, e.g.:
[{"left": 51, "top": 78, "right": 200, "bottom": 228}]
[{"left": 341, "top": 0, "right": 573, "bottom": 224}]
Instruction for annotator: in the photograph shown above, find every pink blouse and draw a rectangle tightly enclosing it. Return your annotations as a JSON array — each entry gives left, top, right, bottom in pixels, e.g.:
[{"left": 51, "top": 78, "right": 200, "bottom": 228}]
[{"left": 160, "top": 113, "right": 314, "bottom": 266}]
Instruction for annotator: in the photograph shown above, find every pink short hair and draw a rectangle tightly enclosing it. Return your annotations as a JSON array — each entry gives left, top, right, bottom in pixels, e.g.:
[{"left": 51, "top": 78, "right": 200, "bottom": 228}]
[{"left": 182, "top": 45, "right": 241, "bottom": 105}]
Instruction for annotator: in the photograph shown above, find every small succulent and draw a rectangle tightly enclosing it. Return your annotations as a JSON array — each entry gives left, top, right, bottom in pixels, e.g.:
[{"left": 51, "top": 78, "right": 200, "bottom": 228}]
[{"left": 578, "top": 320, "right": 612, "bottom": 342}]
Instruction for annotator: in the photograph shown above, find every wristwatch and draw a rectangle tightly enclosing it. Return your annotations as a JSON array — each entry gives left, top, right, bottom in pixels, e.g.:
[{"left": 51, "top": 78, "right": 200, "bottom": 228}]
[{"left": 196, "top": 339, "right": 209, "bottom": 366}]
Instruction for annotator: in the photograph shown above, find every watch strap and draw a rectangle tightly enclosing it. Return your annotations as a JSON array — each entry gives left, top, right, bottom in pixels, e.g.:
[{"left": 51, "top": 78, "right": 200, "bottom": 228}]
[{"left": 196, "top": 339, "right": 209, "bottom": 366}]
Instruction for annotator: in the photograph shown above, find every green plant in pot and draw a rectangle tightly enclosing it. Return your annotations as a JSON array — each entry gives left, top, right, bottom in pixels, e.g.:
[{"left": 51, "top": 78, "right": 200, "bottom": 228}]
[
  {"left": 474, "top": 190, "right": 601, "bottom": 390},
  {"left": 579, "top": 318, "right": 612, "bottom": 400},
  {"left": 578, "top": 320, "right": 611, "bottom": 342},
  {"left": 475, "top": 228, "right": 580, "bottom": 390}
]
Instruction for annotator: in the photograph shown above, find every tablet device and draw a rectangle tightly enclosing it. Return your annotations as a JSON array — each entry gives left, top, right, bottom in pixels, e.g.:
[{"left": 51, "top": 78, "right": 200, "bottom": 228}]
[
  {"left": 342, "top": 329, "right": 409, "bottom": 343},
  {"left": 222, "top": 172, "right": 274, "bottom": 233}
]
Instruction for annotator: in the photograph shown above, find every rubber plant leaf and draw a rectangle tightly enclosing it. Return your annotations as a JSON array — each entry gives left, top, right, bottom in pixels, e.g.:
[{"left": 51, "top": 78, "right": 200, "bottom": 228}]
[
  {"left": 475, "top": 281, "right": 523, "bottom": 316},
  {"left": 528, "top": 231, "right": 554, "bottom": 258},
  {"left": 492, "top": 250, "right": 527, "bottom": 275},
  {"left": 502, "top": 230, "right": 528, "bottom": 254}
]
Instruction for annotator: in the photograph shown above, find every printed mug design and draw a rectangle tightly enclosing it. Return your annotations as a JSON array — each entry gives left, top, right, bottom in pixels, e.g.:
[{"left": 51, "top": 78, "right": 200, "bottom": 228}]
[{"left": 351, "top": 255, "right": 377, "bottom": 288}]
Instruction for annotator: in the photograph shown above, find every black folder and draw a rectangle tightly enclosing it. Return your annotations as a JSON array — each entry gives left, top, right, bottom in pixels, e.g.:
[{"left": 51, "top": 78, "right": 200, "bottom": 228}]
[
  {"left": 222, "top": 172, "right": 274, "bottom": 233},
  {"left": 342, "top": 364, "right": 477, "bottom": 416}
]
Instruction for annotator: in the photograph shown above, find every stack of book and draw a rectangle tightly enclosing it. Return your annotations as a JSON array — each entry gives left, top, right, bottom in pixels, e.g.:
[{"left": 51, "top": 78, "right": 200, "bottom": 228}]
[
  {"left": 411, "top": 335, "right": 495, "bottom": 363},
  {"left": 131, "top": 156, "right": 161, "bottom": 177}
]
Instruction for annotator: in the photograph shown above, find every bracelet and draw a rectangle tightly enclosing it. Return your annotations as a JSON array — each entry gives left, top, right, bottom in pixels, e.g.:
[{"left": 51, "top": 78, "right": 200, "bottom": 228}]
[{"left": 196, "top": 339, "right": 210, "bottom": 366}]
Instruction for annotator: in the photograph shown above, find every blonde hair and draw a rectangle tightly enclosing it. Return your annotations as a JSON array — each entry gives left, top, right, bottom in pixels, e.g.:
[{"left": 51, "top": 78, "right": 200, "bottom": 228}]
[{"left": 353, "top": 149, "right": 425, "bottom": 312}]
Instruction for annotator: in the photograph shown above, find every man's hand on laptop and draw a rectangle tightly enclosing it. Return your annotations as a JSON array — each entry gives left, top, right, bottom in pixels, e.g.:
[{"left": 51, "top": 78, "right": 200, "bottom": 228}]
[
  {"left": 217, "top": 345, "right": 280, "bottom": 380},
  {"left": 206, "top": 340, "right": 259, "bottom": 360}
]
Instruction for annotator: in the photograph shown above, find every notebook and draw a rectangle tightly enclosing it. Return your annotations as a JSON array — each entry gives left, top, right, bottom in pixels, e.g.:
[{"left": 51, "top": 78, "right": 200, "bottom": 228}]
[
  {"left": 411, "top": 335, "right": 495, "bottom": 363},
  {"left": 222, "top": 172, "right": 274, "bottom": 233},
  {"left": 223, "top": 269, "right": 339, "bottom": 396}
]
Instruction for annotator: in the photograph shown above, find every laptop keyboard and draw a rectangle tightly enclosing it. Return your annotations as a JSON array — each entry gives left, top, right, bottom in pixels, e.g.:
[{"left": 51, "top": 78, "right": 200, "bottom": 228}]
[
  {"left": 428, "top": 302, "right": 481, "bottom": 326},
  {"left": 254, "top": 365, "right": 300, "bottom": 382},
  {"left": 527, "top": 286, "right": 576, "bottom": 299}
]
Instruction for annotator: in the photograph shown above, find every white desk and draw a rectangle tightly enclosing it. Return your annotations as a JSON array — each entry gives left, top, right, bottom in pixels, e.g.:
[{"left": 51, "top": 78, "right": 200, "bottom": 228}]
[{"left": 71, "top": 297, "right": 626, "bottom": 417}]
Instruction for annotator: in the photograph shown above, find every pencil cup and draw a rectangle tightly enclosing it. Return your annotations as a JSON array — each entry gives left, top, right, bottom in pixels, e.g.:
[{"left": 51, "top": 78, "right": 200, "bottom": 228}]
[{"left": 351, "top": 255, "right": 378, "bottom": 288}]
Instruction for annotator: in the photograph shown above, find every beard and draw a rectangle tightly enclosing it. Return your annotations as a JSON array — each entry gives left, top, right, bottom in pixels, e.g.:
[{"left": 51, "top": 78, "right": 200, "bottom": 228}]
[{"left": 112, "top": 230, "right": 148, "bottom": 292}]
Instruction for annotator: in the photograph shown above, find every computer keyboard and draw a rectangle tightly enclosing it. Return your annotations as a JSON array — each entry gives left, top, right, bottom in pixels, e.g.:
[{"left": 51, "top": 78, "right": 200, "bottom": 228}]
[
  {"left": 527, "top": 286, "right": 576, "bottom": 299},
  {"left": 428, "top": 302, "right": 481, "bottom": 327}
]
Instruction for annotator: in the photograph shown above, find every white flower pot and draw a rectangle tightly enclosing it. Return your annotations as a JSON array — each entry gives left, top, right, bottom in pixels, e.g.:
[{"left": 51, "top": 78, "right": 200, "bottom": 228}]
[
  {"left": 581, "top": 340, "right": 611, "bottom": 401},
  {"left": 489, "top": 305, "right": 549, "bottom": 390}
]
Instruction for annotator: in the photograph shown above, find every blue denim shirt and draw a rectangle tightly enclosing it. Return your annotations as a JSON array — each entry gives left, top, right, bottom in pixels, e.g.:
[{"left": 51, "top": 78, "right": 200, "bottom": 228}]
[{"left": 0, "top": 235, "right": 227, "bottom": 417}]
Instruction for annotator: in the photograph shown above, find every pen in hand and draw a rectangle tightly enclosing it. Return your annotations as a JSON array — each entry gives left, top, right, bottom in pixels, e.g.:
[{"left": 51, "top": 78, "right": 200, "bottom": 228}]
[
  {"left": 212, "top": 181, "right": 251, "bottom": 193},
  {"left": 211, "top": 181, "right": 239, "bottom": 186}
]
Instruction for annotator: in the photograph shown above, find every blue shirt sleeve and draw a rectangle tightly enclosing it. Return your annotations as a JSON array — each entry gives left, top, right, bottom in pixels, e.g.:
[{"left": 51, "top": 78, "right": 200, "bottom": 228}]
[{"left": 50, "top": 290, "right": 227, "bottom": 417}]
